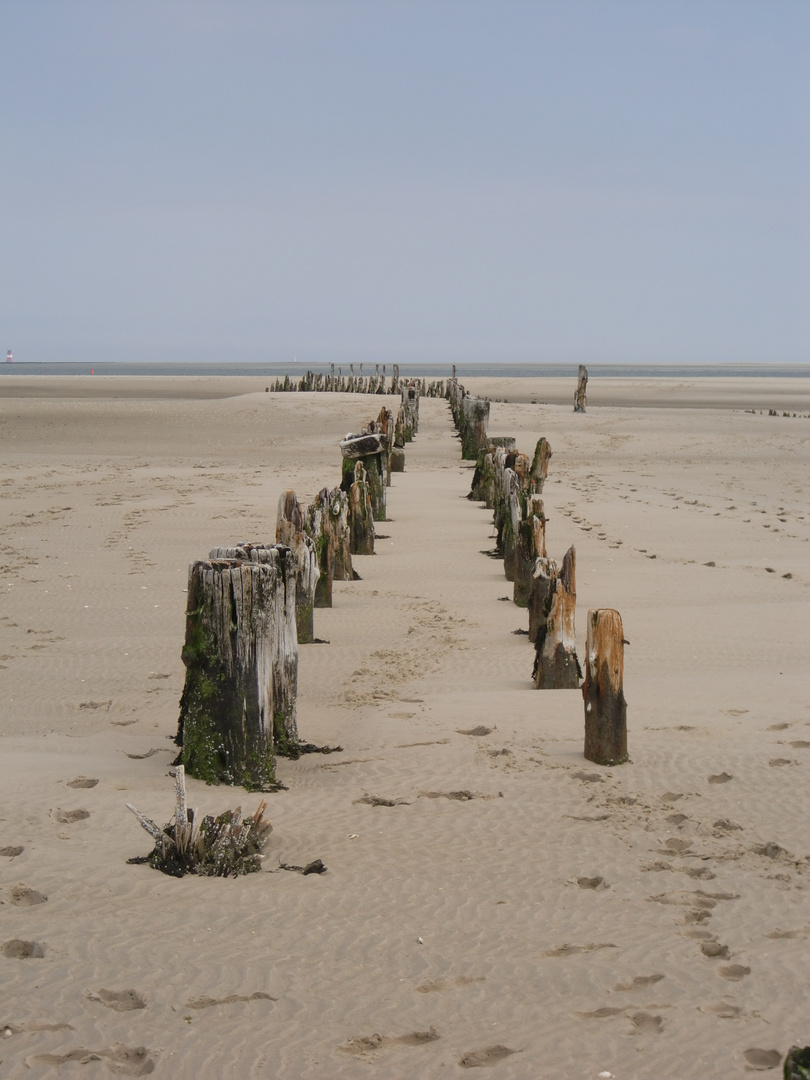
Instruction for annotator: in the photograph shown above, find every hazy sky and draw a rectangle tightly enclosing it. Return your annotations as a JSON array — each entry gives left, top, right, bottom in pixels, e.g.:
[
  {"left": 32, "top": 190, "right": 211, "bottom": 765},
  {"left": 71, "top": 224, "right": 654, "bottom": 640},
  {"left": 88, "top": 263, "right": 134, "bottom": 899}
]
[{"left": 1, "top": 1, "right": 808, "bottom": 366}]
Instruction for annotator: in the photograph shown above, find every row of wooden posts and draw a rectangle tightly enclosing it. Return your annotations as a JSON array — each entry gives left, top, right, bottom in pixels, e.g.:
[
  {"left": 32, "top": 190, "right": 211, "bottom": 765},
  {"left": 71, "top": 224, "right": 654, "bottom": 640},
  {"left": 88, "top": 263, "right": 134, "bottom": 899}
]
[
  {"left": 447, "top": 374, "right": 627, "bottom": 766},
  {"left": 174, "top": 386, "right": 421, "bottom": 790},
  {"left": 268, "top": 363, "right": 448, "bottom": 399}
]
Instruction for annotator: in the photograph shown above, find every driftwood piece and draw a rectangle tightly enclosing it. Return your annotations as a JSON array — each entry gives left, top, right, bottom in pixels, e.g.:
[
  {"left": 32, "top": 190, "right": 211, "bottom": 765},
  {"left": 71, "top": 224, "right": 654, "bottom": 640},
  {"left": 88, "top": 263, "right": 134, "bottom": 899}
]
[
  {"left": 176, "top": 548, "right": 298, "bottom": 788},
  {"left": 582, "top": 608, "right": 628, "bottom": 765},
  {"left": 530, "top": 438, "right": 552, "bottom": 493},
  {"left": 275, "top": 491, "right": 320, "bottom": 636},
  {"left": 513, "top": 497, "right": 547, "bottom": 607},
  {"left": 532, "top": 546, "right": 580, "bottom": 688},
  {"left": 574, "top": 365, "right": 588, "bottom": 413},
  {"left": 349, "top": 461, "right": 375, "bottom": 555}
]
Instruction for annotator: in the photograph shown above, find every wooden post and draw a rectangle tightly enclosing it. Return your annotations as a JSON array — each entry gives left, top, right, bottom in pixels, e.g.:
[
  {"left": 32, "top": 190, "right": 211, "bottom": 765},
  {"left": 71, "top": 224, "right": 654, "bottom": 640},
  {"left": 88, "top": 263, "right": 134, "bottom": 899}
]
[
  {"left": 400, "top": 382, "right": 419, "bottom": 441},
  {"left": 340, "top": 431, "right": 387, "bottom": 521},
  {"left": 582, "top": 608, "right": 627, "bottom": 765},
  {"left": 532, "top": 546, "right": 580, "bottom": 688},
  {"left": 460, "top": 396, "right": 490, "bottom": 459},
  {"left": 390, "top": 447, "right": 405, "bottom": 472},
  {"left": 528, "top": 555, "right": 557, "bottom": 644},
  {"left": 176, "top": 548, "right": 298, "bottom": 789},
  {"left": 574, "top": 365, "right": 588, "bottom": 413},
  {"left": 274, "top": 491, "right": 320, "bottom": 637},
  {"left": 349, "top": 461, "right": 375, "bottom": 555},
  {"left": 530, "top": 437, "right": 552, "bottom": 493},
  {"left": 513, "top": 496, "right": 546, "bottom": 607}
]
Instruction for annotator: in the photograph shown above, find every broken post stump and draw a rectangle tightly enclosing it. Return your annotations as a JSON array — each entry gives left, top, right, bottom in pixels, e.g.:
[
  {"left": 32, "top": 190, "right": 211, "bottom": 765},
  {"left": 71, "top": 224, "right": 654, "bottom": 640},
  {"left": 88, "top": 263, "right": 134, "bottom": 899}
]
[
  {"left": 582, "top": 608, "right": 627, "bottom": 765},
  {"left": 176, "top": 547, "right": 298, "bottom": 789},
  {"left": 530, "top": 437, "right": 552, "bottom": 493},
  {"left": 400, "top": 382, "right": 420, "bottom": 441},
  {"left": 390, "top": 447, "right": 405, "bottom": 472},
  {"left": 307, "top": 486, "right": 354, "bottom": 597},
  {"left": 349, "top": 460, "right": 375, "bottom": 555},
  {"left": 532, "top": 545, "right": 580, "bottom": 688},
  {"left": 275, "top": 491, "right": 320, "bottom": 636},
  {"left": 340, "top": 431, "right": 387, "bottom": 521},
  {"left": 460, "top": 396, "right": 491, "bottom": 460},
  {"left": 528, "top": 555, "right": 557, "bottom": 645},
  {"left": 513, "top": 496, "right": 547, "bottom": 607},
  {"left": 574, "top": 365, "right": 588, "bottom": 413}
]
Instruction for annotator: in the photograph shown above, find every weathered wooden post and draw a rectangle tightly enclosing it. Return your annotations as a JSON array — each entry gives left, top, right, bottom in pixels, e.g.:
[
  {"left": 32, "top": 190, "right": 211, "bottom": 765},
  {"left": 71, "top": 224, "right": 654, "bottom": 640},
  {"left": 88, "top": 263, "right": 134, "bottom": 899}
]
[
  {"left": 400, "top": 382, "right": 419, "bottom": 440},
  {"left": 306, "top": 485, "right": 355, "bottom": 606},
  {"left": 513, "top": 496, "right": 547, "bottom": 606},
  {"left": 530, "top": 437, "right": 552, "bottom": 493},
  {"left": 582, "top": 608, "right": 627, "bottom": 765},
  {"left": 349, "top": 461, "right": 375, "bottom": 555},
  {"left": 460, "top": 396, "right": 490, "bottom": 459},
  {"left": 176, "top": 547, "right": 298, "bottom": 789},
  {"left": 528, "top": 555, "right": 557, "bottom": 644},
  {"left": 390, "top": 447, "right": 405, "bottom": 472},
  {"left": 574, "top": 365, "right": 588, "bottom": 413},
  {"left": 275, "top": 491, "right": 320, "bottom": 639},
  {"left": 340, "top": 430, "right": 387, "bottom": 521},
  {"left": 532, "top": 546, "right": 580, "bottom": 689}
]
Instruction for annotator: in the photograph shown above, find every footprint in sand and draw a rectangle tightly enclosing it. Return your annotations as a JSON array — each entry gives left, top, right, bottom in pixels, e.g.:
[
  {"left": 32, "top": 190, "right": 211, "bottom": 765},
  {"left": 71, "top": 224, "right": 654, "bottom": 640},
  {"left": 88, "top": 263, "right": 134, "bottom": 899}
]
[
  {"left": 31, "top": 1044, "right": 155, "bottom": 1076},
  {"left": 339, "top": 1028, "right": 439, "bottom": 1059},
  {"left": 719, "top": 964, "right": 751, "bottom": 981},
  {"left": 415, "top": 976, "right": 485, "bottom": 993},
  {"left": 186, "top": 992, "right": 275, "bottom": 1009},
  {"left": 53, "top": 809, "right": 90, "bottom": 823},
  {"left": 459, "top": 1045, "right": 518, "bottom": 1068},
  {"left": 0, "top": 845, "right": 24, "bottom": 858},
  {"left": 87, "top": 989, "right": 146, "bottom": 1012},
  {"left": 629, "top": 1012, "right": 664, "bottom": 1034},
  {"left": 572, "top": 771, "right": 604, "bottom": 783},
  {"left": 700, "top": 941, "right": 731, "bottom": 959},
  {"left": 67, "top": 777, "right": 98, "bottom": 789},
  {"left": 613, "top": 974, "right": 665, "bottom": 991},
  {"left": 2, "top": 939, "right": 45, "bottom": 958},
  {"left": 9, "top": 884, "right": 47, "bottom": 906},
  {"left": 574, "top": 1007, "right": 624, "bottom": 1019},
  {"left": 701, "top": 1001, "right": 743, "bottom": 1018},
  {"left": 708, "top": 773, "right": 733, "bottom": 784},
  {"left": 743, "top": 1048, "right": 782, "bottom": 1070},
  {"left": 576, "top": 876, "right": 609, "bottom": 890},
  {"left": 458, "top": 726, "right": 493, "bottom": 737},
  {"left": 769, "top": 758, "right": 796, "bottom": 767},
  {"left": 542, "top": 943, "right": 617, "bottom": 958}
]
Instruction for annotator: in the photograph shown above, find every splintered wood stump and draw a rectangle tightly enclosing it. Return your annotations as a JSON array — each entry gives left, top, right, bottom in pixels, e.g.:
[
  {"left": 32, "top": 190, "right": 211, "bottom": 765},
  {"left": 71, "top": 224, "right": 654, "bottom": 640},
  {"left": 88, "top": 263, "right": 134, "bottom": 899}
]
[
  {"left": 499, "top": 470, "right": 522, "bottom": 580},
  {"left": 349, "top": 461, "right": 375, "bottom": 555},
  {"left": 513, "top": 497, "right": 546, "bottom": 607},
  {"left": 307, "top": 486, "right": 353, "bottom": 589},
  {"left": 574, "top": 365, "right": 588, "bottom": 413},
  {"left": 528, "top": 556, "right": 557, "bottom": 644},
  {"left": 460, "top": 396, "right": 491, "bottom": 459},
  {"left": 468, "top": 450, "right": 495, "bottom": 503},
  {"left": 177, "top": 549, "right": 298, "bottom": 789},
  {"left": 530, "top": 438, "right": 552, "bottom": 493},
  {"left": 275, "top": 491, "right": 320, "bottom": 636},
  {"left": 582, "top": 608, "right": 627, "bottom": 765},
  {"left": 532, "top": 545, "right": 580, "bottom": 689}
]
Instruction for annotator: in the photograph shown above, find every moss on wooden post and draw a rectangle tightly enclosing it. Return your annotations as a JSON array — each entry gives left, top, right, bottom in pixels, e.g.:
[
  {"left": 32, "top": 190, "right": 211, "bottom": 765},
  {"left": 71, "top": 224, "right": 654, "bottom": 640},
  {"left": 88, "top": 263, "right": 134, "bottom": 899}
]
[
  {"left": 176, "top": 548, "right": 298, "bottom": 791},
  {"left": 349, "top": 461, "right": 375, "bottom": 555},
  {"left": 582, "top": 607, "right": 627, "bottom": 765}
]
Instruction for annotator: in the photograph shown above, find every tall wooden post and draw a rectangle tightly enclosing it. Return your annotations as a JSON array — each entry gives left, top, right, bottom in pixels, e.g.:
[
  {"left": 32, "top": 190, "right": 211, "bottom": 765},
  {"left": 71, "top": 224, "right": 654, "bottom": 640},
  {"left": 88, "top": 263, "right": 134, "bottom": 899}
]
[
  {"left": 582, "top": 608, "right": 627, "bottom": 765},
  {"left": 176, "top": 549, "right": 298, "bottom": 789},
  {"left": 532, "top": 546, "right": 580, "bottom": 688},
  {"left": 460, "top": 396, "right": 490, "bottom": 459},
  {"left": 513, "top": 496, "right": 547, "bottom": 607},
  {"left": 349, "top": 461, "right": 375, "bottom": 555},
  {"left": 574, "top": 365, "right": 588, "bottom": 413},
  {"left": 275, "top": 490, "right": 320, "bottom": 638}
]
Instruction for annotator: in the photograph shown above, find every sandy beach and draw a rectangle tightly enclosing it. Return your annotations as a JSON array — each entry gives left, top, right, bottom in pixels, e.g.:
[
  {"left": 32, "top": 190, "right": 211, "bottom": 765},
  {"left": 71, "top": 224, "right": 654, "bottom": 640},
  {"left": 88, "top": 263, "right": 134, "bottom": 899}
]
[{"left": 1, "top": 374, "right": 808, "bottom": 1078}]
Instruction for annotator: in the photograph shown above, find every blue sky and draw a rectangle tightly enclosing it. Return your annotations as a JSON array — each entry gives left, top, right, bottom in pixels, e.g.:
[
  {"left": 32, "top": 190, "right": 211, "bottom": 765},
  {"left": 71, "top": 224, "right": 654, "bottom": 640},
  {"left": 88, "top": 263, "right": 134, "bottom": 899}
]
[{"left": 1, "top": 1, "right": 807, "bottom": 365}]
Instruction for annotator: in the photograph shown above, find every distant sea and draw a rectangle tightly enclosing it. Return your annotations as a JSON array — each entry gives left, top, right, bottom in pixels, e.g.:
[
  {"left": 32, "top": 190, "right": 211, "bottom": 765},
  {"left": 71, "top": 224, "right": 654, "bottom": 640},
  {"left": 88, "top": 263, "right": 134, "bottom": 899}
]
[{"left": 1, "top": 361, "right": 808, "bottom": 379}]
